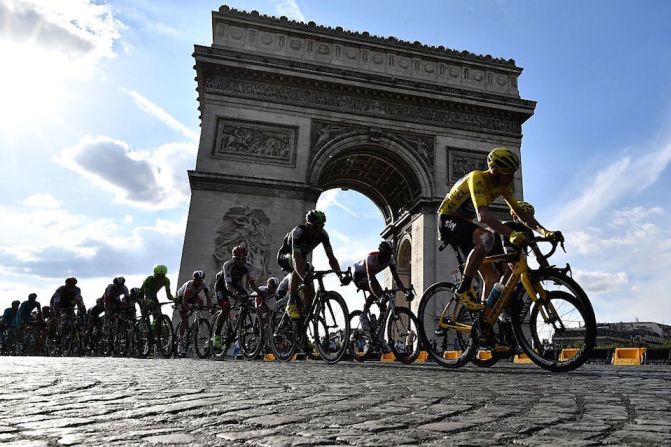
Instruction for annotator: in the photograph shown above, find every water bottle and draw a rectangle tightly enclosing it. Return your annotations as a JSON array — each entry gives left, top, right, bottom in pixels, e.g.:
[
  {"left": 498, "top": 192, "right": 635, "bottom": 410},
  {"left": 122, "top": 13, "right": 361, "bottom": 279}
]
[{"left": 486, "top": 283, "right": 505, "bottom": 308}]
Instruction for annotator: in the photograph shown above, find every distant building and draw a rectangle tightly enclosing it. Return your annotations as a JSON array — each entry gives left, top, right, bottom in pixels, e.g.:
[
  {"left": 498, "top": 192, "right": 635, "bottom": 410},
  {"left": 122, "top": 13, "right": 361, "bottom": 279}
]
[{"left": 559, "top": 321, "right": 671, "bottom": 347}]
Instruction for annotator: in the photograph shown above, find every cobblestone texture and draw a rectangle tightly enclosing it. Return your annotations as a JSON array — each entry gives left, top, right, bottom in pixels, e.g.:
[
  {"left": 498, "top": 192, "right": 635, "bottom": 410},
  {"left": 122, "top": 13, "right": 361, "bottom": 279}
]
[{"left": 0, "top": 357, "right": 669, "bottom": 446}]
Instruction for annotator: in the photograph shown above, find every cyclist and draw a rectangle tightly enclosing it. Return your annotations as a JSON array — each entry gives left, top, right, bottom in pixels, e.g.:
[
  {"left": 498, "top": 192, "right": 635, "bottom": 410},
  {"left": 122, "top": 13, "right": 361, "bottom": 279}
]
[
  {"left": 18, "top": 293, "right": 42, "bottom": 325},
  {"left": 103, "top": 277, "right": 129, "bottom": 318},
  {"left": 86, "top": 297, "right": 105, "bottom": 345},
  {"left": 51, "top": 277, "right": 85, "bottom": 317},
  {"left": 1, "top": 300, "right": 21, "bottom": 349},
  {"left": 353, "top": 241, "right": 412, "bottom": 330},
  {"left": 276, "top": 273, "right": 291, "bottom": 301},
  {"left": 437, "top": 147, "right": 561, "bottom": 316},
  {"left": 120, "top": 287, "right": 140, "bottom": 318},
  {"left": 276, "top": 210, "right": 346, "bottom": 320},
  {"left": 2, "top": 300, "right": 20, "bottom": 329},
  {"left": 256, "top": 276, "right": 280, "bottom": 319},
  {"left": 176, "top": 270, "right": 214, "bottom": 346},
  {"left": 212, "top": 244, "right": 261, "bottom": 349},
  {"left": 137, "top": 265, "right": 174, "bottom": 325}
]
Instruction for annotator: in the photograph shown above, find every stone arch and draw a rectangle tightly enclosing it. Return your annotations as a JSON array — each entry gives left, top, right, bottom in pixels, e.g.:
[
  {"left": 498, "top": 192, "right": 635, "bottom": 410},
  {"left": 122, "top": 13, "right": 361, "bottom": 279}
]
[{"left": 309, "top": 134, "right": 434, "bottom": 223}]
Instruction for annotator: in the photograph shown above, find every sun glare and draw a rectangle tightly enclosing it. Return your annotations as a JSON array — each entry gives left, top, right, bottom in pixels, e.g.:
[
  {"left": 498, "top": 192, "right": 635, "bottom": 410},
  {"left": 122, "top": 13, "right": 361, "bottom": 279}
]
[{"left": 0, "top": 40, "right": 71, "bottom": 137}]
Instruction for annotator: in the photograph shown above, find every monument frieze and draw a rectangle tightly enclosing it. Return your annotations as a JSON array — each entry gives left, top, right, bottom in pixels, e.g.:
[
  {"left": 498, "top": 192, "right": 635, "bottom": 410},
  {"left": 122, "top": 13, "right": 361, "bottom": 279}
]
[{"left": 204, "top": 75, "right": 522, "bottom": 136}]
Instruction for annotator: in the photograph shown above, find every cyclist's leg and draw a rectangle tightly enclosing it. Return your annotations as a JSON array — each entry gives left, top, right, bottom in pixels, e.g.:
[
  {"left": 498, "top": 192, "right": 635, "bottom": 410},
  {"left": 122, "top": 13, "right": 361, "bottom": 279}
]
[
  {"left": 215, "top": 295, "right": 230, "bottom": 333},
  {"left": 178, "top": 305, "right": 188, "bottom": 337},
  {"left": 438, "top": 215, "right": 485, "bottom": 312}
]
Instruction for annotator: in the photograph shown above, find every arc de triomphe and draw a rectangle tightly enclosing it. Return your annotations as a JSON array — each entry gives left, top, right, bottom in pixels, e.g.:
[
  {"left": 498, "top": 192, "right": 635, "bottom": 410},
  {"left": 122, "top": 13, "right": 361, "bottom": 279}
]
[{"left": 178, "top": 6, "right": 536, "bottom": 299}]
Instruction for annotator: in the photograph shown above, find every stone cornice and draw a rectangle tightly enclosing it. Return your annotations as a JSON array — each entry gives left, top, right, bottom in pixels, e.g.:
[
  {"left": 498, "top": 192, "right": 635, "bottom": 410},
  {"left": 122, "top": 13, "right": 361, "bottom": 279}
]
[
  {"left": 212, "top": 5, "right": 524, "bottom": 98},
  {"left": 199, "top": 66, "right": 528, "bottom": 137},
  {"left": 194, "top": 45, "right": 536, "bottom": 111},
  {"left": 214, "top": 5, "right": 518, "bottom": 69},
  {"left": 189, "top": 170, "right": 322, "bottom": 201}
]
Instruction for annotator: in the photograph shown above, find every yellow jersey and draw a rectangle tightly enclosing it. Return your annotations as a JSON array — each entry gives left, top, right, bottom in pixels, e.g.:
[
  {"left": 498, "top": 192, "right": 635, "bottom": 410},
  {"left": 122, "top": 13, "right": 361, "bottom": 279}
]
[{"left": 437, "top": 170, "right": 519, "bottom": 220}]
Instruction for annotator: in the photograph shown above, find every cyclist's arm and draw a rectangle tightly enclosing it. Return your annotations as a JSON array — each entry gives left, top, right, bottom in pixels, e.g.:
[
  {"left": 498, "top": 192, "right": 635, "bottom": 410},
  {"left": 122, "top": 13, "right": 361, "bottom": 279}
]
[
  {"left": 505, "top": 195, "right": 549, "bottom": 236},
  {"left": 321, "top": 231, "right": 342, "bottom": 275},
  {"left": 476, "top": 205, "right": 513, "bottom": 237},
  {"left": 365, "top": 258, "right": 383, "bottom": 300},
  {"left": 163, "top": 277, "right": 174, "bottom": 300},
  {"left": 388, "top": 263, "right": 406, "bottom": 291},
  {"left": 248, "top": 278, "right": 261, "bottom": 295}
]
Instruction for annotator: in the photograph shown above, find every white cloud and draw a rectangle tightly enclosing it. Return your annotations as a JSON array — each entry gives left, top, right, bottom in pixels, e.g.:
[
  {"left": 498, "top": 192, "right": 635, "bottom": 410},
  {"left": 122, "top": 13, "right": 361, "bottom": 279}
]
[
  {"left": 317, "top": 190, "right": 359, "bottom": 217},
  {"left": 24, "top": 193, "right": 61, "bottom": 209},
  {"left": 0, "top": 0, "right": 124, "bottom": 133},
  {"left": 0, "top": 0, "right": 123, "bottom": 62},
  {"left": 53, "top": 135, "right": 195, "bottom": 209},
  {"left": 555, "top": 143, "right": 671, "bottom": 229},
  {"left": 573, "top": 270, "right": 628, "bottom": 295},
  {"left": 123, "top": 89, "right": 198, "bottom": 141},
  {"left": 0, "top": 202, "right": 187, "bottom": 305},
  {"left": 271, "top": 0, "right": 306, "bottom": 22}
]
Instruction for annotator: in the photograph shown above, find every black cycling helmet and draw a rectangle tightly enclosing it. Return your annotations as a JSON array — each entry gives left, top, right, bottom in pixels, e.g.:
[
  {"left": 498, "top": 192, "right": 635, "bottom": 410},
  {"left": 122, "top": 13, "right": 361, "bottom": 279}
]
[
  {"left": 113, "top": 276, "right": 125, "bottom": 287},
  {"left": 193, "top": 270, "right": 205, "bottom": 280},
  {"left": 96, "top": 297, "right": 104, "bottom": 306},
  {"left": 129, "top": 287, "right": 140, "bottom": 297},
  {"left": 65, "top": 277, "right": 77, "bottom": 286},
  {"left": 378, "top": 241, "right": 393, "bottom": 255},
  {"left": 305, "top": 210, "right": 326, "bottom": 225},
  {"left": 12, "top": 300, "right": 20, "bottom": 307},
  {"left": 28, "top": 293, "right": 37, "bottom": 300}
]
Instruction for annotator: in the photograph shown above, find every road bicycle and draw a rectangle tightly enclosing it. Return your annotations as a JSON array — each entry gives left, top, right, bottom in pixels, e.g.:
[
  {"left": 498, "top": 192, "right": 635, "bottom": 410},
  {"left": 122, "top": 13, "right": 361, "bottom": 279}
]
[
  {"left": 135, "top": 301, "right": 175, "bottom": 359},
  {"left": 45, "top": 308, "right": 84, "bottom": 357},
  {"left": 348, "top": 286, "right": 420, "bottom": 364},
  {"left": 269, "top": 269, "right": 351, "bottom": 364},
  {"left": 174, "top": 304, "right": 216, "bottom": 358},
  {"left": 210, "top": 293, "right": 263, "bottom": 360},
  {"left": 418, "top": 235, "right": 596, "bottom": 372}
]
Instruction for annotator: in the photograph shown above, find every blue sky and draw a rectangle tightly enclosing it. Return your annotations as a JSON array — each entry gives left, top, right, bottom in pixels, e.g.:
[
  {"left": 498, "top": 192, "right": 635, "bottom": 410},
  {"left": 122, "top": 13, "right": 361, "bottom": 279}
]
[{"left": 1, "top": 0, "right": 670, "bottom": 324}]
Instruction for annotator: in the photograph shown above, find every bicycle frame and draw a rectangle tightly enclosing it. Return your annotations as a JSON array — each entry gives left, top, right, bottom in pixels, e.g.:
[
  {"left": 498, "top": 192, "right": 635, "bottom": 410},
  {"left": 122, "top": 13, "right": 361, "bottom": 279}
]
[{"left": 443, "top": 238, "right": 559, "bottom": 333}]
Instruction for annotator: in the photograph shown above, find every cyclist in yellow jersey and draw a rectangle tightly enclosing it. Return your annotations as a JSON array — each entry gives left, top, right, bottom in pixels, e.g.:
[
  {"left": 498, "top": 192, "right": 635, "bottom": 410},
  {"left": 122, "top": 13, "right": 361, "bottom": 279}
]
[{"left": 437, "top": 147, "right": 562, "bottom": 314}]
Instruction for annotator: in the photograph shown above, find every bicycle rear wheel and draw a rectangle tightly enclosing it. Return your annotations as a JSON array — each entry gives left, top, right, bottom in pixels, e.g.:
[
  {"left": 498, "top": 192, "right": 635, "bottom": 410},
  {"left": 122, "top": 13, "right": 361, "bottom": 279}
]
[
  {"left": 211, "top": 316, "right": 234, "bottom": 360},
  {"left": 239, "top": 307, "right": 264, "bottom": 360},
  {"left": 348, "top": 310, "right": 372, "bottom": 362},
  {"left": 156, "top": 314, "right": 175, "bottom": 358},
  {"left": 313, "top": 291, "right": 349, "bottom": 364},
  {"left": 386, "top": 307, "right": 421, "bottom": 364},
  {"left": 114, "top": 320, "right": 130, "bottom": 357},
  {"left": 417, "top": 282, "right": 475, "bottom": 368},
  {"left": 511, "top": 272, "right": 596, "bottom": 372},
  {"left": 269, "top": 306, "right": 296, "bottom": 362},
  {"left": 194, "top": 318, "right": 212, "bottom": 359}
]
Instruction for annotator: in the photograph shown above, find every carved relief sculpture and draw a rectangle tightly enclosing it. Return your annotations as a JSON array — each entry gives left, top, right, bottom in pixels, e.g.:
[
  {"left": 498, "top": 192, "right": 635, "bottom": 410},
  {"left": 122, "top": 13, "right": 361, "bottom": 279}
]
[
  {"left": 213, "top": 206, "right": 272, "bottom": 281},
  {"left": 213, "top": 118, "right": 296, "bottom": 166},
  {"left": 448, "top": 149, "right": 488, "bottom": 184}
]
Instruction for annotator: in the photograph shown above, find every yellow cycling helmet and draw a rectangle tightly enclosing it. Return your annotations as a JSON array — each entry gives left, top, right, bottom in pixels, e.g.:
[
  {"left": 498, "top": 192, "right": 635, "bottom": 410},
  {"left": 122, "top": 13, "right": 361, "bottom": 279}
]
[
  {"left": 513, "top": 200, "right": 535, "bottom": 217},
  {"left": 487, "top": 147, "right": 520, "bottom": 174}
]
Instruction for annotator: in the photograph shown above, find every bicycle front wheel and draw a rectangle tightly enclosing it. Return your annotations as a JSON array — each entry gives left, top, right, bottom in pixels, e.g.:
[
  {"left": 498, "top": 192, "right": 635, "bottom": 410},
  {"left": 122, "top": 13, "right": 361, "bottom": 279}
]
[
  {"left": 417, "top": 282, "right": 475, "bottom": 368},
  {"left": 194, "top": 318, "right": 212, "bottom": 359},
  {"left": 387, "top": 307, "right": 421, "bottom": 364},
  {"left": 239, "top": 307, "right": 264, "bottom": 360},
  {"left": 511, "top": 272, "right": 596, "bottom": 372},
  {"left": 268, "top": 306, "right": 296, "bottom": 362},
  {"left": 313, "top": 291, "right": 349, "bottom": 364},
  {"left": 156, "top": 314, "right": 175, "bottom": 358}
]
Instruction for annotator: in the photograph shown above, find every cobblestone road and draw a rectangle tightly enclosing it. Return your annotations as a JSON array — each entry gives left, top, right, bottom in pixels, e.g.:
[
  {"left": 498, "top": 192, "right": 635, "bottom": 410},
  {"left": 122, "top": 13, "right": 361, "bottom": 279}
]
[{"left": 0, "top": 357, "right": 669, "bottom": 446}]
